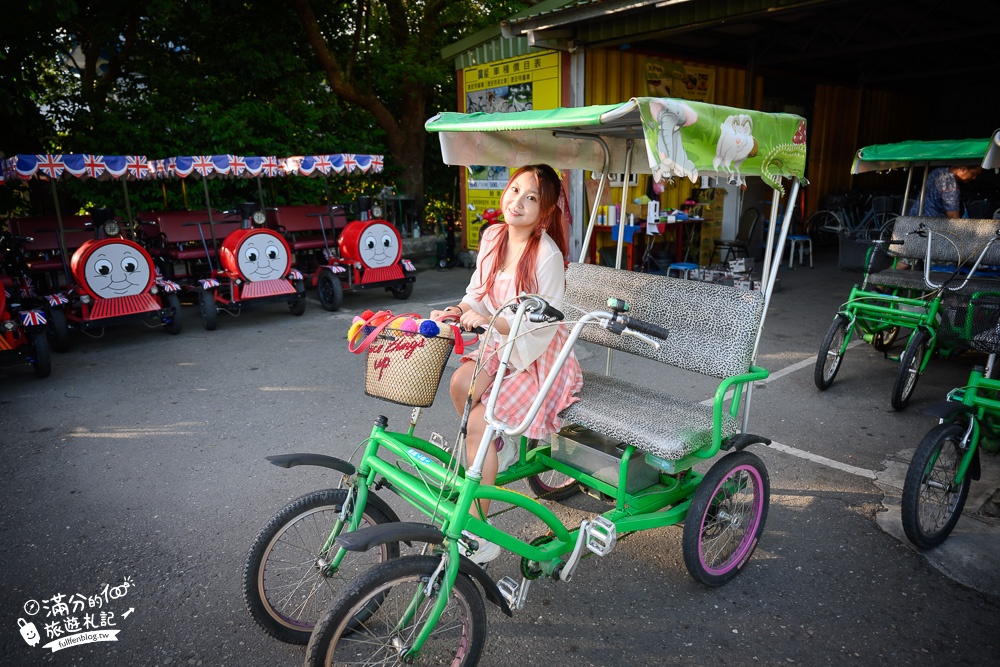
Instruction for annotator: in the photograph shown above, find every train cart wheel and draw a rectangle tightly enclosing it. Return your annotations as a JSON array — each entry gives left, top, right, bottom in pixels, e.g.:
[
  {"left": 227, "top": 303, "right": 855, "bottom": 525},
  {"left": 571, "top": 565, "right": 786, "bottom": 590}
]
[
  {"left": 891, "top": 329, "right": 930, "bottom": 411},
  {"left": 389, "top": 282, "right": 413, "bottom": 300},
  {"left": 289, "top": 297, "right": 306, "bottom": 316},
  {"left": 198, "top": 290, "right": 218, "bottom": 331},
  {"left": 29, "top": 332, "right": 51, "bottom": 378},
  {"left": 814, "top": 314, "right": 849, "bottom": 390},
  {"left": 316, "top": 271, "right": 343, "bottom": 312},
  {"left": 683, "top": 451, "right": 769, "bottom": 587},
  {"left": 304, "top": 555, "right": 486, "bottom": 667},
  {"left": 47, "top": 307, "right": 71, "bottom": 352},
  {"left": 901, "top": 422, "right": 972, "bottom": 549},
  {"left": 242, "top": 489, "right": 400, "bottom": 645},
  {"left": 525, "top": 438, "right": 580, "bottom": 501},
  {"left": 872, "top": 325, "right": 900, "bottom": 351},
  {"left": 162, "top": 293, "right": 182, "bottom": 335}
]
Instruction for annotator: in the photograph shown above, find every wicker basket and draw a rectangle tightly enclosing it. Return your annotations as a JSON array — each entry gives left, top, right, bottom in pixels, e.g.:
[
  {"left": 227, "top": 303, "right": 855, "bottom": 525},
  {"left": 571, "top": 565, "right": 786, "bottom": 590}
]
[{"left": 363, "top": 327, "right": 455, "bottom": 407}]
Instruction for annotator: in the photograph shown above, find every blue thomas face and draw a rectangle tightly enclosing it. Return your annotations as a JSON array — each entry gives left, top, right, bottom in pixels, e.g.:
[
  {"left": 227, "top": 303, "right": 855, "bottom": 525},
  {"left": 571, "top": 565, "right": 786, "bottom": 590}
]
[
  {"left": 236, "top": 235, "right": 289, "bottom": 281},
  {"left": 84, "top": 242, "right": 151, "bottom": 298},
  {"left": 358, "top": 223, "right": 399, "bottom": 269}
]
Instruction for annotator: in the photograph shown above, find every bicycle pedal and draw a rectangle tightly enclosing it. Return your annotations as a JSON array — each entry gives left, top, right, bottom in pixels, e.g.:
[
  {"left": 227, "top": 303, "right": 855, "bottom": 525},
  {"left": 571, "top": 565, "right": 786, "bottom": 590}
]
[
  {"left": 496, "top": 576, "right": 531, "bottom": 611},
  {"left": 585, "top": 516, "right": 617, "bottom": 557}
]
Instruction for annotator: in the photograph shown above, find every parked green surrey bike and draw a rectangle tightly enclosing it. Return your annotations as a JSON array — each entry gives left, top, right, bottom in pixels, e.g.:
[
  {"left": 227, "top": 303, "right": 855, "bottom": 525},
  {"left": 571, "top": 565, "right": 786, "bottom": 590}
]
[
  {"left": 242, "top": 97, "right": 809, "bottom": 666},
  {"left": 901, "top": 130, "right": 1000, "bottom": 549}
]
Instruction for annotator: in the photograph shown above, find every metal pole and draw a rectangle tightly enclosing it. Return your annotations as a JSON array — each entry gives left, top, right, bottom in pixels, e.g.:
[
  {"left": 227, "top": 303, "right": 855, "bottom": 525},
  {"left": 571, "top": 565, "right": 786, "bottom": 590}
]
[
  {"left": 50, "top": 179, "right": 71, "bottom": 285},
  {"left": 202, "top": 177, "right": 219, "bottom": 249}
]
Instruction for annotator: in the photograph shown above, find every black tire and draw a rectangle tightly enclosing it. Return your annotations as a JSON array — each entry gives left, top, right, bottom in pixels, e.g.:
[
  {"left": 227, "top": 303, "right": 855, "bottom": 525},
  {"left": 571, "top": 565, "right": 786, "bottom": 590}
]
[
  {"left": 901, "top": 422, "right": 973, "bottom": 549},
  {"left": 389, "top": 282, "right": 413, "bottom": 299},
  {"left": 525, "top": 438, "right": 580, "bottom": 500},
  {"left": 242, "top": 488, "right": 400, "bottom": 645},
  {"left": 199, "top": 290, "right": 218, "bottom": 331},
  {"left": 304, "top": 555, "right": 487, "bottom": 667},
  {"left": 29, "top": 332, "right": 51, "bottom": 378},
  {"left": 814, "top": 315, "right": 849, "bottom": 390},
  {"left": 682, "top": 451, "right": 769, "bottom": 587},
  {"left": 47, "top": 307, "right": 70, "bottom": 352},
  {"left": 317, "top": 271, "right": 344, "bottom": 312},
  {"left": 891, "top": 329, "right": 930, "bottom": 411},
  {"left": 162, "top": 293, "right": 182, "bottom": 335},
  {"left": 289, "top": 297, "right": 306, "bottom": 316},
  {"left": 871, "top": 325, "right": 900, "bottom": 352}
]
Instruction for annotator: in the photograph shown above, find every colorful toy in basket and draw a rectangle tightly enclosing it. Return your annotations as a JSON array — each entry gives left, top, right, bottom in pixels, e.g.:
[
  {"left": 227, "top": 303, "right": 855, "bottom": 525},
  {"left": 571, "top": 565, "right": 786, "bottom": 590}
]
[{"left": 348, "top": 310, "right": 464, "bottom": 407}]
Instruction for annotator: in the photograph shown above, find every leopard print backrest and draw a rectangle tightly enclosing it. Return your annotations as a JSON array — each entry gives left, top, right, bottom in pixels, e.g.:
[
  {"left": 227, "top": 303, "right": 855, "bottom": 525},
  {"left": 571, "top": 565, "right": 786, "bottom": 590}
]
[
  {"left": 889, "top": 217, "right": 1000, "bottom": 264},
  {"left": 564, "top": 262, "right": 765, "bottom": 379}
]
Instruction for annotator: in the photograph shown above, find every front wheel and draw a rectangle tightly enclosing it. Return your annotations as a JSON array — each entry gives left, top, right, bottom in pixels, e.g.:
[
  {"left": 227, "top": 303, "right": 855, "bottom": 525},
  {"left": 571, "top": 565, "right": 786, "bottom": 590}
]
[
  {"left": 814, "top": 315, "right": 849, "bottom": 390},
  {"left": 288, "top": 297, "right": 306, "bottom": 316},
  {"left": 316, "top": 271, "right": 343, "bottom": 312},
  {"left": 389, "top": 282, "right": 413, "bottom": 300},
  {"left": 29, "top": 332, "right": 51, "bottom": 378},
  {"left": 162, "top": 293, "right": 182, "bottom": 334},
  {"left": 304, "top": 555, "right": 487, "bottom": 667},
  {"left": 891, "top": 329, "right": 930, "bottom": 411},
  {"left": 525, "top": 438, "right": 579, "bottom": 501},
  {"left": 242, "top": 489, "right": 400, "bottom": 644},
  {"left": 199, "top": 290, "right": 218, "bottom": 331},
  {"left": 683, "top": 451, "right": 770, "bottom": 586},
  {"left": 901, "top": 422, "right": 973, "bottom": 549},
  {"left": 47, "top": 307, "right": 70, "bottom": 352}
]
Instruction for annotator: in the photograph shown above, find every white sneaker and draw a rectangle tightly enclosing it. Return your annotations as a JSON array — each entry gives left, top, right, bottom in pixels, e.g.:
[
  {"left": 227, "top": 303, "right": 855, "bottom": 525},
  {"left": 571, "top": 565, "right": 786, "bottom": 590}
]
[
  {"left": 460, "top": 530, "right": 502, "bottom": 565},
  {"left": 495, "top": 435, "right": 519, "bottom": 474}
]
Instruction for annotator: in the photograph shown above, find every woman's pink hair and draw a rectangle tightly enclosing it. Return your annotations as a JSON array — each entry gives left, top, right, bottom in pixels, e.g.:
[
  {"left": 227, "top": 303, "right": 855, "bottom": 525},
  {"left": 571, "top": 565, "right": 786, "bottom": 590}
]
[{"left": 478, "top": 164, "right": 567, "bottom": 299}]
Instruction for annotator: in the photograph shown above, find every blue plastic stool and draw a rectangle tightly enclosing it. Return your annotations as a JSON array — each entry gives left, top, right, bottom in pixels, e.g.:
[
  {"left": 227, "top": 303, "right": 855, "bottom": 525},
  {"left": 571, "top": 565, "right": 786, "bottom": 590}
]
[
  {"left": 787, "top": 234, "right": 812, "bottom": 268},
  {"left": 667, "top": 262, "right": 699, "bottom": 280}
]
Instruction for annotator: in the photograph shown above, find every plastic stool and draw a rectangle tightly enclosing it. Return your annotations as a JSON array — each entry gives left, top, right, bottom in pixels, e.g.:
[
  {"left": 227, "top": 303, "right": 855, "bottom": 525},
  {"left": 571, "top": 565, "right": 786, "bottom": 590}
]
[
  {"left": 787, "top": 235, "right": 812, "bottom": 268},
  {"left": 667, "top": 262, "right": 699, "bottom": 280}
]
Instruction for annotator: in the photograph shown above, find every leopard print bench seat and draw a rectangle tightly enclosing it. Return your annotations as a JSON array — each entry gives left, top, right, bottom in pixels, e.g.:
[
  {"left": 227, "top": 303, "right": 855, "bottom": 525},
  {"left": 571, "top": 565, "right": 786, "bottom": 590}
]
[
  {"left": 867, "top": 216, "right": 1000, "bottom": 295},
  {"left": 557, "top": 262, "right": 764, "bottom": 461}
]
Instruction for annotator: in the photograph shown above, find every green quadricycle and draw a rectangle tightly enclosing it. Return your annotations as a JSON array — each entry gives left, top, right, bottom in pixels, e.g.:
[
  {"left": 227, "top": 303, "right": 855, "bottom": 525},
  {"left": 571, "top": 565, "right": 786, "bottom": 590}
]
[
  {"left": 815, "top": 135, "right": 1000, "bottom": 410},
  {"left": 242, "top": 97, "right": 808, "bottom": 666}
]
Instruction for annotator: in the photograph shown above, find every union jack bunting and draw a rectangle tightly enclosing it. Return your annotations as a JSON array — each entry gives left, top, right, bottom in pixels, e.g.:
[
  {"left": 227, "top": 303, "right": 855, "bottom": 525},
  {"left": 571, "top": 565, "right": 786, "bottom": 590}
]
[
  {"left": 229, "top": 155, "right": 247, "bottom": 176},
  {"left": 260, "top": 156, "right": 280, "bottom": 177},
  {"left": 199, "top": 278, "right": 220, "bottom": 290},
  {"left": 155, "top": 278, "right": 181, "bottom": 292},
  {"left": 19, "top": 274, "right": 36, "bottom": 298},
  {"left": 82, "top": 154, "right": 106, "bottom": 178},
  {"left": 312, "top": 155, "right": 333, "bottom": 175},
  {"left": 20, "top": 310, "right": 47, "bottom": 327},
  {"left": 401, "top": 259, "right": 416, "bottom": 272},
  {"left": 325, "top": 264, "right": 347, "bottom": 274},
  {"left": 287, "top": 269, "right": 303, "bottom": 281},
  {"left": 192, "top": 155, "right": 215, "bottom": 177},
  {"left": 371, "top": 155, "right": 384, "bottom": 172},
  {"left": 342, "top": 154, "right": 357, "bottom": 173},
  {"left": 46, "top": 293, "right": 69, "bottom": 306}
]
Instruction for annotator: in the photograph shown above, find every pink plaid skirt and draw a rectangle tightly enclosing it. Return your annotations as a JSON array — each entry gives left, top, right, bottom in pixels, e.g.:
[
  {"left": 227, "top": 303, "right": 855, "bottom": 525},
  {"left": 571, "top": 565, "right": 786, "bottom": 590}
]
[{"left": 462, "top": 327, "right": 583, "bottom": 440}]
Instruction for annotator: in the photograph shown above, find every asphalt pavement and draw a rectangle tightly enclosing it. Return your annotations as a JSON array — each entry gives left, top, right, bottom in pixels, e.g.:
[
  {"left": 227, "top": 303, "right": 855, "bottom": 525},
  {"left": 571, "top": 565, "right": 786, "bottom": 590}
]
[{"left": 1, "top": 245, "right": 998, "bottom": 666}]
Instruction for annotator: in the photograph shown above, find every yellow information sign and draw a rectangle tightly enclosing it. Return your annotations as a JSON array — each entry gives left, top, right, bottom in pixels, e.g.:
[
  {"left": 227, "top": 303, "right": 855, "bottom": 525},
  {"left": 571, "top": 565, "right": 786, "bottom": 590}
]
[{"left": 462, "top": 51, "right": 561, "bottom": 249}]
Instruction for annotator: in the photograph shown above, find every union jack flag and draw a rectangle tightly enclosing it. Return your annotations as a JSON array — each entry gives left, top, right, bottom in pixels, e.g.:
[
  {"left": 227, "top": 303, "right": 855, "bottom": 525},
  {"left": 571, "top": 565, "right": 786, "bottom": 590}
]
[
  {"left": 261, "top": 156, "right": 280, "bottom": 177},
  {"left": 20, "top": 309, "right": 47, "bottom": 327},
  {"left": 83, "top": 154, "right": 105, "bottom": 178},
  {"left": 371, "top": 155, "right": 384, "bottom": 173},
  {"left": 402, "top": 259, "right": 416, "bottom": 272},
  {"left": 313, "top": 155, "right": 332, "bottom": 175},
  {"left": 46, "top": 293, "right": 69, "bottom": 306},
  {"left": 36, "top": 155, "right": 64, "bottom": 179},
  {"left": 229, "top": 155, "right": 247, "bottom": 176},
  {"left": 199, "top": 278, "right": 220, "bottom": 290},
  {"left": 156, "top": 278, "right": 181, "bottom": 292},
  {"left": 19, "top": 274, "right": 36, "bottom": 298},
  {"left": 327, "top": 264, "right": 347, "bottom": 274},
  {"left": 193, "top": 155, "right": 215, "bottom": 176},
  {"left": 287, "top": 269, "right": 303, "bottom": 281},
  {"left": 342, "top": 154, "right": 357, "bottom": 173}
]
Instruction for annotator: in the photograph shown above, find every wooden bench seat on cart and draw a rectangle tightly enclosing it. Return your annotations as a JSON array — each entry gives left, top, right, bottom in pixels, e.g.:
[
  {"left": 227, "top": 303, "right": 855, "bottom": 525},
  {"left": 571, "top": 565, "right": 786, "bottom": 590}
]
[
  {"left": 867, "top": 216, "right": 1000, "bottom": 295},
  {"left": 10, "top": 215, "right": 91, "bottom": 274},
  {"left": 558, "top": 262, "right": 765, "bottom": 461},
  {"left": 265, "top": 204, "right": 347, "bottom": 252},
  {"left": 138, "top": 210, "right": 240, "bottom": 261}
]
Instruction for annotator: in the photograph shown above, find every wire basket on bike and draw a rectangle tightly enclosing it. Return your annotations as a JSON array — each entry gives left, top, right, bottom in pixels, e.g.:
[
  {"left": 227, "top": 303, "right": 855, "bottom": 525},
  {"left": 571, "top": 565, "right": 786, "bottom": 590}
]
[{"left": 938, "top": 293, "right": 1000, "bottom": 355}]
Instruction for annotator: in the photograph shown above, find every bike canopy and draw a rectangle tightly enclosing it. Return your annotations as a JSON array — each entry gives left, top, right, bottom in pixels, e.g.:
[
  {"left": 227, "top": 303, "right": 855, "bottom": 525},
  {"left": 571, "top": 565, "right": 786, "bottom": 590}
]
[
  {"left": 851, "top": 137, "right": 992, "bottom": 174},
  {"left": 983, "top": 129, "right": 1000, "bottom": 170},
  {"left": 426, "top": 97, "right": 807, "bottom": 193}
]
